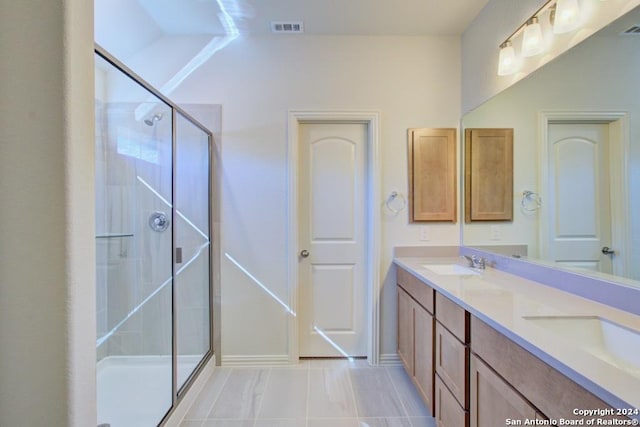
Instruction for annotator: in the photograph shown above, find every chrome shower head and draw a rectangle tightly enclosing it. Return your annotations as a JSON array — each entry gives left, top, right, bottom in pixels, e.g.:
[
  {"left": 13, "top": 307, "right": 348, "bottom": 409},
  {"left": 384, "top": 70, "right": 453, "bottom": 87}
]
[{"left": 144, "top": 113, "right": 163, "bottom": 126}]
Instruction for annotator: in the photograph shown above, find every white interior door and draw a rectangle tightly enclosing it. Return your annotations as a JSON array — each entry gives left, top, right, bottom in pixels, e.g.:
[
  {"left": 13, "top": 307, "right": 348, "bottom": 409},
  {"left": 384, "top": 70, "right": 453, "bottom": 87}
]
[
  {"left": 547, "top": 122, "right": 612, "bottom": 273},
  {"left": 298, "top": 122, "right": 368, "bottom": 357}
]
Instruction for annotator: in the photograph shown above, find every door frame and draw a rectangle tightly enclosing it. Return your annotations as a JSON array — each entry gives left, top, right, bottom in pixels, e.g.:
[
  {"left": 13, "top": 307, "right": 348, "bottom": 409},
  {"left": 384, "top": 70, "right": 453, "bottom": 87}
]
[
  {"left": 287, "top": 110, "right": 381, "bottom": 364},
  {"left": 538, "top": 111, "right": 630, "bottom": 276}
]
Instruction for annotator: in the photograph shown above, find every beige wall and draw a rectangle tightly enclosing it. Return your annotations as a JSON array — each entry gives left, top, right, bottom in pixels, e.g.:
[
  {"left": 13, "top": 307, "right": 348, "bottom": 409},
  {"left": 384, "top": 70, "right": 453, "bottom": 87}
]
[
  {"left": 170, "top": 34, "right": 462, "bottom": 360},
  {"left": 0, "top": 0, "right": 96, "bottom": 426}
]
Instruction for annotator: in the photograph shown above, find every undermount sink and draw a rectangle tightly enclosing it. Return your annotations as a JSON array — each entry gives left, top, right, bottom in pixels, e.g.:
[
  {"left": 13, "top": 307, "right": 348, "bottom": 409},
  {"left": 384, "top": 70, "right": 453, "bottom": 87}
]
[
  {"left": 422, "top": 264, "right": 480, "bottom": 276},
  {"left": 523, "top": 315, "right": 640, "bottom": 376}
]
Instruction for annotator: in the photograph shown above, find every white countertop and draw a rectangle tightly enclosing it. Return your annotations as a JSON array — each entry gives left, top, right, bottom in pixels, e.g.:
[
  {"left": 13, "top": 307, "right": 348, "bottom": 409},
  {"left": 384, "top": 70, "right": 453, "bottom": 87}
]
[{"left": 394, "top": 257, "right": 640, "bottom": 415}]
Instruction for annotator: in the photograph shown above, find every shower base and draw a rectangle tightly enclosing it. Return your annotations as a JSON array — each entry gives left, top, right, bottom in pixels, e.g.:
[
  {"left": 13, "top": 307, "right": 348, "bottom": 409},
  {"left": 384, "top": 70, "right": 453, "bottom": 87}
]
[{"left": 97, "top": 355, "right": 200, "bottom": 427}]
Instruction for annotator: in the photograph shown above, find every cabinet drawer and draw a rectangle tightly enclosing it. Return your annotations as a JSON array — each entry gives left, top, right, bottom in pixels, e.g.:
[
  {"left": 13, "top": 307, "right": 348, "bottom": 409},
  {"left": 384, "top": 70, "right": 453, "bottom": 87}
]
[
  {"left": 397, "top": 266, "right": 434, "bottom": 313},
  {"left": 435, "top": 374, "right": 468, "bottom": 427},
  {"left": 435, "top": 321, "right": 469, "bottom": 408},
  {"left": 436, "top": 292, "right": 469, "bottom": 342}
]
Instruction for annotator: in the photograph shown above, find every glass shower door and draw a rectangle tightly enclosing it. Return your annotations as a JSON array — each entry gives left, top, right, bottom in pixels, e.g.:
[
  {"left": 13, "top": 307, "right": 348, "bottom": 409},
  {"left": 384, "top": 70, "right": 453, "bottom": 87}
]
[
  {"left": 96, "top": 48, "right": 215, "bottom": 426},
  {"left": 174, "top": 111, "right": 212, "bottom": 391},
  {"left": 95, "top": 53, "right": 174, "bottom": 427}
]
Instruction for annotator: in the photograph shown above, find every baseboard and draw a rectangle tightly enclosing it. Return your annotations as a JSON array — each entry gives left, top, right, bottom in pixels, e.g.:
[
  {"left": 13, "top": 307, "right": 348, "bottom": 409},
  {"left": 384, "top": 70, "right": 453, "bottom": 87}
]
[
  {"left": 379, "top": 353, "right": 402, "bottom": 366},
  {"left": 222, "top": 355, "right": 291, "bottom": 366}
]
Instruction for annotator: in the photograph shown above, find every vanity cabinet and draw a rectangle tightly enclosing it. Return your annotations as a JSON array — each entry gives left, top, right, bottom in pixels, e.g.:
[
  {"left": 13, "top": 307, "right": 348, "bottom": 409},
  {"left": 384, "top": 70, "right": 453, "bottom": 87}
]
[
  {"left": 396, "top": 267, "right": 470, "bottom": 422},
  {"left": 434, "top": 292, "right": 470, "bottom": 426},
  {"left": 397, "top": 268, "right": 433, "bottom": 412},
  {"left": 470, "top": 315, "right": 630, "bottom": 424},
  {"left": 395, "top": 264, "right": 634, "bottom": 427},
  {"left": 397, "top": 267, "right": 434, "bottom": 413}
]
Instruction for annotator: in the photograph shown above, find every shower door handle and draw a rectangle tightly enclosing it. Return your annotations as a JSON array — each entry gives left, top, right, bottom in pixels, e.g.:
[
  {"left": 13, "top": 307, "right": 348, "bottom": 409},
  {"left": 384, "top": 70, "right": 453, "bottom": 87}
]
[{"left": 175, "top": 247, "right": 183, "bottom": 264}]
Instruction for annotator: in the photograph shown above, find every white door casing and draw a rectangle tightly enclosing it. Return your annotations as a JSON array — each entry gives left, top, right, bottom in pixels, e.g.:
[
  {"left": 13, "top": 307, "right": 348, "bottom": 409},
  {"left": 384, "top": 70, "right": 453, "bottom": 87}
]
[
  {"left": 298, "top": 123, "right": 367, "bottom": 357},
  {"left": 539, "top": 111, "right": 630, "bottom": 277},
  {"left": 287, "top": 110, "right": 381, "bottom": 364}
]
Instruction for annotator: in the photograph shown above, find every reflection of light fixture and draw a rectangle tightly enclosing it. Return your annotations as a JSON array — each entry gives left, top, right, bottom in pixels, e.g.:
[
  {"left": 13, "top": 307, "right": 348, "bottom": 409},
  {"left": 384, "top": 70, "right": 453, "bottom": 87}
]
[
  {"left": 498, "top": 41, "right": 517, "bottom": 76},
  {"left": 522, "top": 17, "right": 545, "bottom": 57},
  {"left": 553, "top": 0, "right": 580, "bottom": 34},
  {"left": 497, "top": 0, "right": 583, "bottom": 76}
]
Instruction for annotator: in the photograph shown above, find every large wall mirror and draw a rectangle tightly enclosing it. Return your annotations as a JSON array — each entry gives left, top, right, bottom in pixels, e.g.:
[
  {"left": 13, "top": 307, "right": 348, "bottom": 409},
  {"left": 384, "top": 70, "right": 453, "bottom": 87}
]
[{"left": 462, "top": 5, "right": 640, "bottom": 287}]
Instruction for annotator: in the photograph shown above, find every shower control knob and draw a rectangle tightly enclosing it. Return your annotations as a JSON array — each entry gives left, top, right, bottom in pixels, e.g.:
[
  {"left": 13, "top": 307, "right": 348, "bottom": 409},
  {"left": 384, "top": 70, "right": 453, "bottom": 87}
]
[
  {"left": 300, "top": 250, "right": 310, "bottom": 258},
  {"left": 149, "top": 211, "right": 170, "bottom": 232}
]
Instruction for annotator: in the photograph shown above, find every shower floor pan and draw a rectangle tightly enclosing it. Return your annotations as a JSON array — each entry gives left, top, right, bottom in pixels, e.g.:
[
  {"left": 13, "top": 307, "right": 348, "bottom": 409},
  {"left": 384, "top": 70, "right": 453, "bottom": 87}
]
[{"left": 97, "top": 356, "right": 200, "bottom": 427}]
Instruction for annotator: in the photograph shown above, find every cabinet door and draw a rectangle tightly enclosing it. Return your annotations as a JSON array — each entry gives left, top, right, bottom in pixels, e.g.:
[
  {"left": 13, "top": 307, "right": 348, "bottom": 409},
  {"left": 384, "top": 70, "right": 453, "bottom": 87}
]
[
  {"left": 464, "top": 128, "right": 513, "bottom": 222},
  {"left": 435, "top": 375, "right": 468, "bottom": 427},
  {"left": 397, "top": 287, "right": 414, "bottom": 374},
  {"left": 435, "top": 321, "right": 468, "bottom": 408},
  {"left": 408, "top": 128, "right": 457, "bottom": 222},
  {"left": 414, "top": 304, "right": 434, "bottom": 413},
  {"left": 470, "top": 354, "right": 542, "bottom": 427}
]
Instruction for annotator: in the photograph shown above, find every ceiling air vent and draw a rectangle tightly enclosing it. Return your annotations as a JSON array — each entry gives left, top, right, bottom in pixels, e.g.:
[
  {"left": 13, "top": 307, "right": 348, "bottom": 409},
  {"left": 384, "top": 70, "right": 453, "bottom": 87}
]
[
  {"left": 621, "top": 25, "right": 640, "bottom": 35},
  {"left": 271, "top": 21, "right": 304, "bottom": 34}
]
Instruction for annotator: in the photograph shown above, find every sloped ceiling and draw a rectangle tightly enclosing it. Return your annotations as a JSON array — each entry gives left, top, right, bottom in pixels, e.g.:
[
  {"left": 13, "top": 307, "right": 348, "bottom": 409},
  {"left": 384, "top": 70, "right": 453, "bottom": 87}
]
[
  {"left": 95, "top": 0, "right": 489, "bottom": 97},
  {"left": 96, "top": 0, "right": 489, "bottom": 57}
]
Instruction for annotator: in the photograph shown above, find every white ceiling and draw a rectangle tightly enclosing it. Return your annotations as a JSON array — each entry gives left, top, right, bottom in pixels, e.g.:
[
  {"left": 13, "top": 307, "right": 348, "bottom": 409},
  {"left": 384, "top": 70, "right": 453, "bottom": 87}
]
[
  {"left": 95, "top": 0, "right": 490, "bottom": 97},
  {"left": 134, "top": 0, "right": 490, "bottom": 37}
]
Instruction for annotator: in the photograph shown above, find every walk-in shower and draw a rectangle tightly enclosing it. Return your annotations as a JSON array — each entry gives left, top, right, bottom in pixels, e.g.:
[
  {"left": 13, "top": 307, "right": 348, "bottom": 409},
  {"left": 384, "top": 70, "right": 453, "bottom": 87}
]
[{"left": 95, "top": 47, "right": 217, "bottom": 427}]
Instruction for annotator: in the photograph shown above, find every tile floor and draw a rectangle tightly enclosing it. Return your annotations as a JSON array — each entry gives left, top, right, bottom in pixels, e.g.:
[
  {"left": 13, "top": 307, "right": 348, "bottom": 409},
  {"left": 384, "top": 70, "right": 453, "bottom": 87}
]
[{"left": 180, "top": 359, "right": 436, "bottom": 427}]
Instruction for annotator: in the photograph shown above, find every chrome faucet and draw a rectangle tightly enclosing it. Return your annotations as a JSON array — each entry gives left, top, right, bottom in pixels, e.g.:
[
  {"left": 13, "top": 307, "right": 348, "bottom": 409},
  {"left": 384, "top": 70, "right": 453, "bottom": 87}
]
[{"left": 462, "top": 255, "right": 486, "bottom": 270}]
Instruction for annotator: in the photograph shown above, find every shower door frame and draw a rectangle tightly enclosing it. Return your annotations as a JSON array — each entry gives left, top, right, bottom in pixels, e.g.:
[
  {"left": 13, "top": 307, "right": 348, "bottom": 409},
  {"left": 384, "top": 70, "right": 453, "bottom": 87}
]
[{"left": 95, "top": 44, "right": 219, "bottom": 425}]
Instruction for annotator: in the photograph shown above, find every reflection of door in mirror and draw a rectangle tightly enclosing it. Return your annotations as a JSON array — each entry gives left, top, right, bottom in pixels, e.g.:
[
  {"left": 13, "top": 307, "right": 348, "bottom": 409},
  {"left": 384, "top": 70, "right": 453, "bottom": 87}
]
[
  {"left": 544, "top": 122, "right": 612, "bottom": 274},
  {"left": 539, "top": 112, "right": 630, "bottom": 279}
]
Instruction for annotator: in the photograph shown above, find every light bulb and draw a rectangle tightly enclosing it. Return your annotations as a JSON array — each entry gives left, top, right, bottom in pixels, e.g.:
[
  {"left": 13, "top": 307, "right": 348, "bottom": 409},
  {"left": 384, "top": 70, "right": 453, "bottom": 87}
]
[
  {"left": 498, "top": 41, "right": 517, "bottom": 76},
  {"left": 553, "top": 0, "right": 580, "bottom": 34},
  {"left": 522, "top": 17, "right": 545, "bottom": 57}
]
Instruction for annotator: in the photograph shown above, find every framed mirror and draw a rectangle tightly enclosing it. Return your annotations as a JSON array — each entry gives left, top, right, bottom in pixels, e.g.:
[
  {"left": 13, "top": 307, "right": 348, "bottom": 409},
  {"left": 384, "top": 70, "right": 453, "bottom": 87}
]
[{"left": 461, "top": 5, "right": 640, "bottom": 288}]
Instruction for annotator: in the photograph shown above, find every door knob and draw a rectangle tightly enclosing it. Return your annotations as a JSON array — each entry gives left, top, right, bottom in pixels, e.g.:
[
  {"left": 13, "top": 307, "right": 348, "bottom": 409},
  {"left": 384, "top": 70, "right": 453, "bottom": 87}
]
[
  {"left": 300, "top": 249, "right": 310, "bottom": 258},
  {"left": 601, "top": 246, "right": 616, "bottom": 255}
]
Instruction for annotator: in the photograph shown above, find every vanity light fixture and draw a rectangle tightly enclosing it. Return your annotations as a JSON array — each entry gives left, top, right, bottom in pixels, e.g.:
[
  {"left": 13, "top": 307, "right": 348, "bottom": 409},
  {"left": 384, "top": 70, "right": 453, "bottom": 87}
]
[
  {"left": 522, "top": 17, "right": 545, "bottom": 57},
  {"left": 498, "top": 41, "right": 517, "bottom": 76},
  {"left": 497, "top": 0, "right": 582, "bottom": 76},
  {"left": 552, "top": 0, "right": 581, "bottom": 33}
]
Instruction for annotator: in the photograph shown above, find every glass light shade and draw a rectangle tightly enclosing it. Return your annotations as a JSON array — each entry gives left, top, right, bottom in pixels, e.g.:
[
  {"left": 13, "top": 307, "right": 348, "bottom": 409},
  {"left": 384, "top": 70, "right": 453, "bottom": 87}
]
[
  {"left": 553, "top": 0, "right": 580, "bottom": 34},
  {"left": 522, "top": 18, "right": 545, "bottom": 57},
  {"left": 498, "top": 42, "right": 517, "bottom": 76}
]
